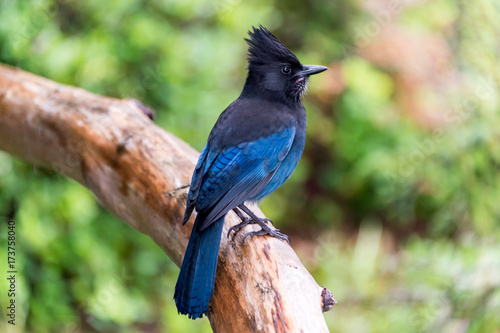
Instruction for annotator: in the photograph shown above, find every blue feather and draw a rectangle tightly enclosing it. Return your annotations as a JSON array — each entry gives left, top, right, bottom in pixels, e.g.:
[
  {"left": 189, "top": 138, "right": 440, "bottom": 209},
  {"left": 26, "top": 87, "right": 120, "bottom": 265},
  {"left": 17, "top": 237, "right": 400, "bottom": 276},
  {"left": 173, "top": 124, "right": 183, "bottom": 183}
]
[
  {"left": 196, "top": 124, "right": 296, "bottom": 229},
  {"left": 174, "top": 214, "right": 225, "bottom": 319},
  {"left": 174, "top": 124, "right": 298, "bottom": 318}
]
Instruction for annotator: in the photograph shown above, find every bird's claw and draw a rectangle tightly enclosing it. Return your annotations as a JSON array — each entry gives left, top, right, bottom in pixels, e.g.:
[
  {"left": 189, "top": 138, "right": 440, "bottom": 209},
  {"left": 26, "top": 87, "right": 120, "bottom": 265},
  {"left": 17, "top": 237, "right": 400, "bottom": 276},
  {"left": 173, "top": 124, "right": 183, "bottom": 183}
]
[
  {"left": 228, "top": 205, "right": 287, "bottom": 242},
  {"left": 227, "top": 217, "right": 288, "bottom": 243},
  {"left": 227, "top": 219, "right": 250, "bottom": 238},
  {"left": 227, "top": 217, "right": 273, "bottom": 238},
  {"left": 242, "top": 227, "right": 290, "bottom": 243}
]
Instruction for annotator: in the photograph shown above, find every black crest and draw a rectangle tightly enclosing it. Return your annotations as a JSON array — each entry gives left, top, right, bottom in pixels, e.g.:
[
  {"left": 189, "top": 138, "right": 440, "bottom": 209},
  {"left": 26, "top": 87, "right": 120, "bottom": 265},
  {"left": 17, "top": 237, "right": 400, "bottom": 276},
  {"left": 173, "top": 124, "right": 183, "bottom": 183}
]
[{"left": 245, "top": 25, "right": 300, "bottom": 67}]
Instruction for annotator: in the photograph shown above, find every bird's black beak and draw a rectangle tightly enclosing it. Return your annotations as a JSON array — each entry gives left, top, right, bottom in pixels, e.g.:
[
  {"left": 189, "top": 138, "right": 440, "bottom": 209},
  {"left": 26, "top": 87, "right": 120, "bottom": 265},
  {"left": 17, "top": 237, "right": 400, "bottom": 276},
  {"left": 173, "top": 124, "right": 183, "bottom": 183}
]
[{"left": 298, "top": 65, "right": 328, "bottom": 77}]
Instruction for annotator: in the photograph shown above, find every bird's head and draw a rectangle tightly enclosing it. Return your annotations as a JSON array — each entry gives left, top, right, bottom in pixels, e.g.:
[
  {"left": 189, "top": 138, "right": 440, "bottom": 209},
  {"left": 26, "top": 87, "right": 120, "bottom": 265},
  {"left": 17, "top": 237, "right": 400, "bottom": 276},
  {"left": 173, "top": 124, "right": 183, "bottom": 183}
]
[{"left": 243, "top": 25, "right": 327, "bottom": 103}]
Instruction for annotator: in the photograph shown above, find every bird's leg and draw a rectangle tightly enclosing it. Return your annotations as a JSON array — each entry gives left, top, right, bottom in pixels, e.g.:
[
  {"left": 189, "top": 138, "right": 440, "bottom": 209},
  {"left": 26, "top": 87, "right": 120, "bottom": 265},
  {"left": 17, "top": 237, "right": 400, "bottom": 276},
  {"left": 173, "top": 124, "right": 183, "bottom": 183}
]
[
  {"left": 232, "top": 206, "right": 248, "bottom": 222},
  {"left": 227, "top": 207, "right": 252, "bottom": 238},
  {"left": 233, "top": 206, "right": 272, "bottom": 225},
  {"left": 228, "top": 206, "right": 272, "bottom": 238},
  {"left": 228, "top": 204, "right": 289, "bottom": 243}
]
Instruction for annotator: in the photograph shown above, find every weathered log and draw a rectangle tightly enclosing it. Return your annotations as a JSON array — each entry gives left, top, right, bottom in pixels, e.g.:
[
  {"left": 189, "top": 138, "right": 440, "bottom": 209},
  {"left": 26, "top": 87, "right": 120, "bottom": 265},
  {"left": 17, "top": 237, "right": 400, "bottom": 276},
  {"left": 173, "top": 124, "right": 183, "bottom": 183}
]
[{"left": 0, "top": 64, "right": 334, "bottom": 332}]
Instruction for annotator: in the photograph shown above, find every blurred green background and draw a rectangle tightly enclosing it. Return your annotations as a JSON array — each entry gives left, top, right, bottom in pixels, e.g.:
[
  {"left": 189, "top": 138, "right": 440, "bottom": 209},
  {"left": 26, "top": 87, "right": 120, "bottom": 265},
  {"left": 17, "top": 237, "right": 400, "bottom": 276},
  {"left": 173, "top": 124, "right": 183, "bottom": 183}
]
[{"left": 1, "top": 0, "right": 500, "bottom": 332}]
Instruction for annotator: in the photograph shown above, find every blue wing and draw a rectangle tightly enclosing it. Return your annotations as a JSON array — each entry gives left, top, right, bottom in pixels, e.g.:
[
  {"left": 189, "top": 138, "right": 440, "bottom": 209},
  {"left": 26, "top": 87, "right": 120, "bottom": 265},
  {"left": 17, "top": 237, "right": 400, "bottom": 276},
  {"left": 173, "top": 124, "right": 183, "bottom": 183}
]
[
  {"left": 183, "top": 145, "right": 210, "bottom": 224},
  {"left": 183, "top": 121, "right": 296, "bottom": 231}
]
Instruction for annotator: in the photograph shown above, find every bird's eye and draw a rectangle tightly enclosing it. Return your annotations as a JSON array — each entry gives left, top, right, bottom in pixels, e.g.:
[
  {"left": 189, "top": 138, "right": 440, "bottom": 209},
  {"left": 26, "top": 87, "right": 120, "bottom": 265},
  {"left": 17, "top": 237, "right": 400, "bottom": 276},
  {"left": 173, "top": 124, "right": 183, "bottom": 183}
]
[{"left": 281, "top": 66, "right": 291, "bottom": 75}]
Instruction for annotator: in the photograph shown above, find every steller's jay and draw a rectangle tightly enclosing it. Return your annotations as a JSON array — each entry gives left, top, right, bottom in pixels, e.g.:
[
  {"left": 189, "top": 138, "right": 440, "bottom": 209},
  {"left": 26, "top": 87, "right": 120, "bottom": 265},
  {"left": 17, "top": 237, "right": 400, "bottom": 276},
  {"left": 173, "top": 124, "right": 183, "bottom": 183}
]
[{"left": 174, "top": 25, "right": 327, "bottom": 319}]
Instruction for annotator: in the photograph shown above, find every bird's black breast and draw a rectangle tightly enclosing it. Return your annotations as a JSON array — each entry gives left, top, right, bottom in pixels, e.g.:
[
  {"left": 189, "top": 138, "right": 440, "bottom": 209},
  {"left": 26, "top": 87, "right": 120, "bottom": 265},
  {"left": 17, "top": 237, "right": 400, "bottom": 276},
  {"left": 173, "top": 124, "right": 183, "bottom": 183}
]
[{"left": 207, "top": 97, "right": 304, "bottom": 149}]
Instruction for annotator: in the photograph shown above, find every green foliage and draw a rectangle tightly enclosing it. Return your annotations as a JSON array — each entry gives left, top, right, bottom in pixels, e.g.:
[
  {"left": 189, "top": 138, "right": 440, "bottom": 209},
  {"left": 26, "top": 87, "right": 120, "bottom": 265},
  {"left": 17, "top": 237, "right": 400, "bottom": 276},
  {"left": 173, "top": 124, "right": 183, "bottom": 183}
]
[
  {"left": 1, "top": 0, "right": 499, "bottom": 332},
  {"left": 310, "top": 226, "right": 500, "bottom": 333}
]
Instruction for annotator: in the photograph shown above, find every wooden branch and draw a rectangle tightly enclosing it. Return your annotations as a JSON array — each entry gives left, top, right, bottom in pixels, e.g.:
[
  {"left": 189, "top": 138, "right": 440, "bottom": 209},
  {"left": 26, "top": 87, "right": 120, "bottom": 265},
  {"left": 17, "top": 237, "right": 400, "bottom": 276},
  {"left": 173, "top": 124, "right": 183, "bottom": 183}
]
[{"left": 0, "top": 64, "right": 335, "bottom": 332}]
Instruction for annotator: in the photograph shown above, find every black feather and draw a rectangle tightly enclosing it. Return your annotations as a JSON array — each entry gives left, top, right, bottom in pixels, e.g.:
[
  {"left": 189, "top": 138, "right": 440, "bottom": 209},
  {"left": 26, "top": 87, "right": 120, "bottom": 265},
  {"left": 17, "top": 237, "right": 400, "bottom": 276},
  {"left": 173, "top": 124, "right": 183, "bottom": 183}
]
[{"left": 245, "top": 25, "right": 300, "bottom": 67}]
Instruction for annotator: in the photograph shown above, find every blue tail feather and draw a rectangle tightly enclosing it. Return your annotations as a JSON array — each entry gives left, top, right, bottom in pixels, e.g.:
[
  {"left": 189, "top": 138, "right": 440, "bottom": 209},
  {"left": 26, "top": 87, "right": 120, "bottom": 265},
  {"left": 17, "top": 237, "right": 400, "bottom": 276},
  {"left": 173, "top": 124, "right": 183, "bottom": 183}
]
[{"left": 174, "top": 214, "right": 225, "bottom": 319}]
